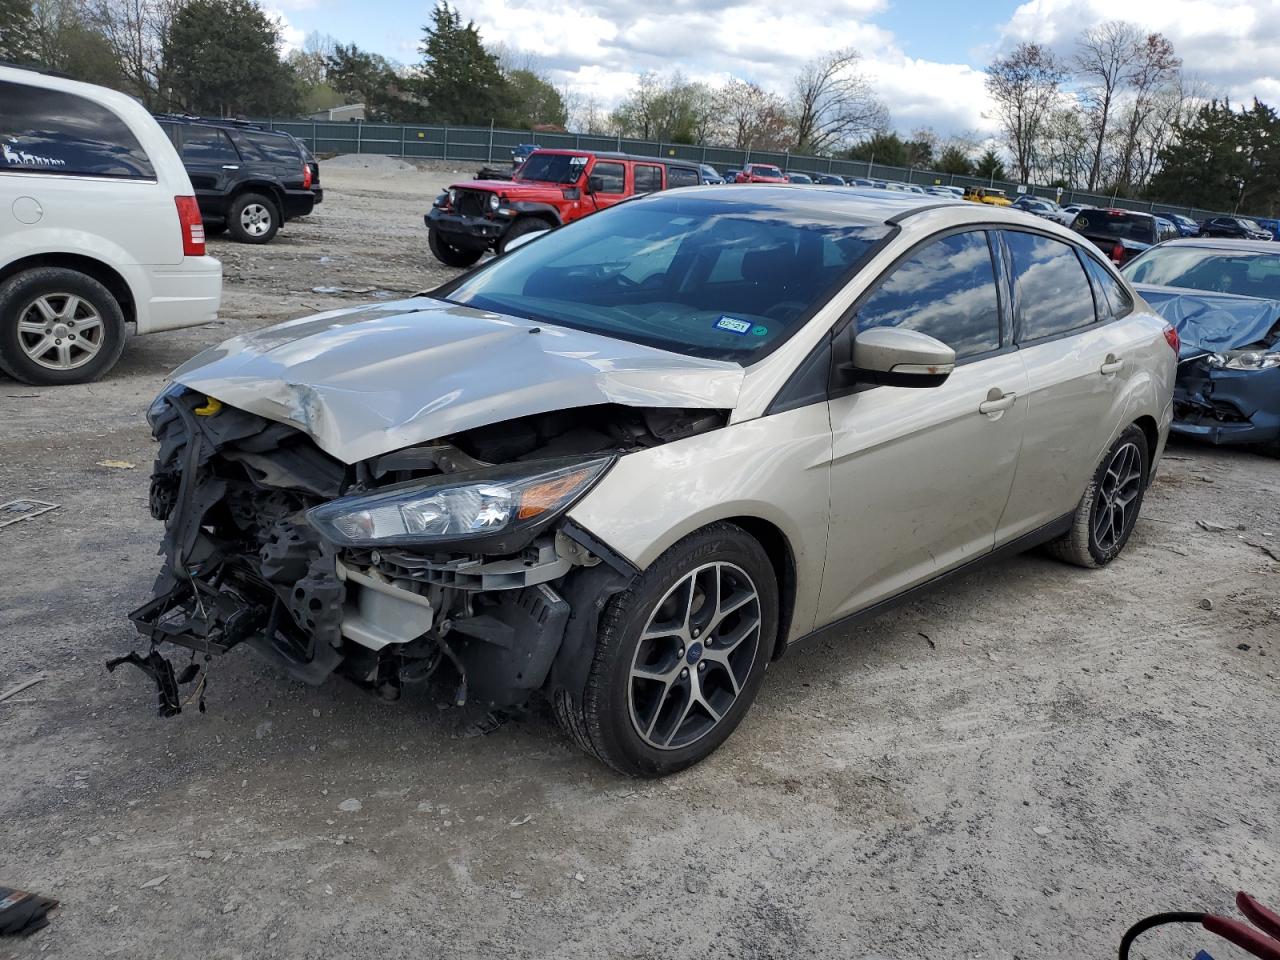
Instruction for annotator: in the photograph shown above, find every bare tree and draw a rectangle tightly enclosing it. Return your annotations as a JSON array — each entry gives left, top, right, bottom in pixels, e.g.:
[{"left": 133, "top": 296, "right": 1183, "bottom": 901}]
[
  {"left": 88, "top": 0, "right": 182, "bottom": 106},
  {"left": 790, "top": 48, "right": 887, "bottom": 154},
  {"left": 984, "top": 42, "right": 1066, "bottom": 183},
  {"left": 716, "top": 79, "right": 791, "bottom": 150},
  {"left": 1075, "top": 20, "right": 1139, "bottom": 190},
  {"left": 1115, "top": 32, "right": 1180, "bottom": 188},
  {"left": 1037, "top": 99, "right": 1091, "bottom": 187}
]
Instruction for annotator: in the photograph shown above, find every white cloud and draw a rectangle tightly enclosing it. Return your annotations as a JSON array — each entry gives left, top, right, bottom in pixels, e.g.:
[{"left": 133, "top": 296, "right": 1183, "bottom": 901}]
[{"left": 264, "top": 7, "right": 306, "bottom": 53}]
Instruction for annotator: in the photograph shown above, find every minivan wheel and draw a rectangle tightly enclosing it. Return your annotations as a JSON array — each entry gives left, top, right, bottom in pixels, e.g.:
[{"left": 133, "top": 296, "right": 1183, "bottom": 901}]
[
  {"left": 557, "top": 523, "right": 777, "bottom": 777},
  {"left": 0, "top": 268, "right": 127, "bottom": 385},
  {"left": 228, "top": 193, "right": 278, "bottom": 243},
  {"left": 1048, "top": 424, "right": 1149, "bottom": 568},
  {"left": 428, "top": 227, "right": 484, "bottom": 267}
]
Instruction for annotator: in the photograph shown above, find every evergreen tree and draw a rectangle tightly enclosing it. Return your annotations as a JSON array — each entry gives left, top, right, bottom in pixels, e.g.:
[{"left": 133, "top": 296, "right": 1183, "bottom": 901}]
[
  {"left": 165, "top": 0, "right": 299, "bottom": 116},
  {"left": 502, "top": 68, "right": 567, "bottom": 128},
  {"left": 1147, "top": 99, "right": 1246, "bottom": 210},
  {"left": 974, "top": 148, "right": 1007, "bottom": 180},
  {"left": 936, "top": 145, "right": 974, "bottom": 175},
  {"left": 0, "top": 0, "right": 35, "bottom": 62},
  {"left": 415, "top": 2, "right": 511, "bottom": 125}
]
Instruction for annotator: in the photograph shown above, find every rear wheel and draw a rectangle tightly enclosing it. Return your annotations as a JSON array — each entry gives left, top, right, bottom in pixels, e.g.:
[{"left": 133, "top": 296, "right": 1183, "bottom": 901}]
[
  {"left": 228, "top": 192, "right": 278, "bottom": 243},
  {"left": 0, "top": 268, "right": 127, "bottom": 385},
  {"left": 1047, "top": 424, "right": 1149, "bottom": 568},
  {"left": 555, "top": 523, "right": 777, "bottom": 777},
  {"left": 428, "top": 227, "right": 484, "bottom": 267}
]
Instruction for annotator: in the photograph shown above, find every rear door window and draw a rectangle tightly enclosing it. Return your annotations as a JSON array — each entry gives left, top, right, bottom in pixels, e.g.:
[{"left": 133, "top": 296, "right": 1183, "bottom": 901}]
[
  {"left": 181, "top": 126, "right": 240, "bottom": 164},
  {"left": 857, "top": 230, "right": 1003, "bottom": 361},
  {"left": 244, "top": 131, "right": 302, "bottom": 165},
  {"left": 0, "top": 80, "right": 154, "bottom": 179},
  {"left": 634, "top": 164, "right": 663, "bottom": 194},
  {"left": 1005, "top": 231, "right": 1097, "bottom": 340}
]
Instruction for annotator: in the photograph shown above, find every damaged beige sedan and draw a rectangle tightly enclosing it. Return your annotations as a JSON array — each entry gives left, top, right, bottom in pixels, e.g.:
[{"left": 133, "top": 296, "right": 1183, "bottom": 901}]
[{"left": 119, "top": 187, "right": 1177, "bottom": 776}]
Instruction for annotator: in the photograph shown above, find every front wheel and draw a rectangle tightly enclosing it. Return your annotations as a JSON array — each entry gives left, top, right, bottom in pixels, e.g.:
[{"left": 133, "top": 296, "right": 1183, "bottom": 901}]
[
  {"left": 428, "top": 227, "right": 484, "bottom": 267},
  {"left": 1047, "top": 424, "right": 1149, "bottom": 568},
  {"left": 496, "top": 217, "right": 550, "bottom": 255},
  {"left": 556, "top": 523, "right": 778, "bottom": 777}
]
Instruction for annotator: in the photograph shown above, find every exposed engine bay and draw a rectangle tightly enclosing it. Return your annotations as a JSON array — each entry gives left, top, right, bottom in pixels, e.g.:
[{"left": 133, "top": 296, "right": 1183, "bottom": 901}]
[{"left": 116, "top": 387, "right": 725, "bottom": 717}]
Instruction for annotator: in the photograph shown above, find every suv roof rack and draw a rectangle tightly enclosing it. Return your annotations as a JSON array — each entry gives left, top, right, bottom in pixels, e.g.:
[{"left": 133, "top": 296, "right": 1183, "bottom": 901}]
[
  {"left": 152, "top": 113, "right": 269, "bottom": 131},
  {"left": 0, "top": 60, "right": 71, "bottom": 79}
]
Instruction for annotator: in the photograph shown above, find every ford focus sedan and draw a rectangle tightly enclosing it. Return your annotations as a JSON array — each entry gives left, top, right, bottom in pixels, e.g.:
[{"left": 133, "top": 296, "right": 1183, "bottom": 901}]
[{"left": 119, "top": 187, "right": 1176, "bottom": 776}]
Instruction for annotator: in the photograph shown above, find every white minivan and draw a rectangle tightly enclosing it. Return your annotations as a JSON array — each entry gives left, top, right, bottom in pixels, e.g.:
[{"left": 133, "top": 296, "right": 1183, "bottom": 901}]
[{"left": 0, "top": 64, "right": 222, "bottom": 384}]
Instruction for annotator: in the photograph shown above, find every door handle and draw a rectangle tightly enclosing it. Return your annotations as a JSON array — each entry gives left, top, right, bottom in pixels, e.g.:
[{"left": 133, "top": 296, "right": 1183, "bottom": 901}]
[
  {"left": 978, "top": 388, "right": 1017, "bottom": 415},
  {"left": 221, "top": 165, "right": 239, "bottom": 170},
  {"left": 1100, "top": 354, "right": 1124, "bottom": 375}
]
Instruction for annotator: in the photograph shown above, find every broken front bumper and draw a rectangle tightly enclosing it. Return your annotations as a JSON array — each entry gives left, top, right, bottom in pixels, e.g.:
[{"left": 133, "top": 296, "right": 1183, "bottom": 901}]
[{"left": 1171, "top": 363, "right": 1280, "bottom": 447}]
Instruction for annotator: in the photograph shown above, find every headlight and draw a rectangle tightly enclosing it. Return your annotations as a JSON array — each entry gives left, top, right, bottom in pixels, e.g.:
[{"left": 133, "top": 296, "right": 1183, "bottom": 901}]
[
  {"left": 1205, "top": 350, "right": 1280, "bottom": 370},
  {"left": 488, "top": 193, "right": 500, "bottom": 211},
  {"left": 307, "top": 458, "right": 612, "bottom": 550},
  {"left": 146, "top": 381, "right": 186, "bottom": 427},
  {"left": 433, "top": 191, "right": 447, "bottom": 208}
]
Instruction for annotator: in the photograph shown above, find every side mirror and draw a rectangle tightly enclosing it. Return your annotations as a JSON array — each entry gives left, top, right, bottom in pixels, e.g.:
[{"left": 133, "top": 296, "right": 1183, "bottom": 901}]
[
  {"left": 587, "top": 175, "right": 604, "bottom": 195},
  {"left": 837, "top": 326, "right": 955, "bottom": 388}
]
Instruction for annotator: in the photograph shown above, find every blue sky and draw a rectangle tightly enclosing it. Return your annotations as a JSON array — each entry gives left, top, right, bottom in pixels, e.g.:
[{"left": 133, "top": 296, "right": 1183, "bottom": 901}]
[{"left": 266, "top": 0, "right": 1280, "bottom": 137}]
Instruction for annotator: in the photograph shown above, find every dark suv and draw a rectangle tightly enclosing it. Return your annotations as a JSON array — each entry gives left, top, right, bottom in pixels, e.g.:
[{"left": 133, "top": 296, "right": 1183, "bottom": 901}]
[
  {"left": 155, "top": 116, "right": 319, "bottom": 244},
  {"left": 426, "top": 150, "right": 703, "bottom": 266}
]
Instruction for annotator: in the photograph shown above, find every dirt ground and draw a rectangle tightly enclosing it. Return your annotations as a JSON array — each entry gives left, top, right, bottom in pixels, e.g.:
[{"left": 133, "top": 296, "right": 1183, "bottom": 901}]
[{"left": 1, "top": 161, "right": 1278, "bottom": 960}]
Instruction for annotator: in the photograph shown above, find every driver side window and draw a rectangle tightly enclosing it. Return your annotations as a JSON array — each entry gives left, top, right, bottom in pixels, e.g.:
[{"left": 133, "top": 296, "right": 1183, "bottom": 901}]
[{"left": 857, "top": 230, "right": 1003, "bottom": 360}]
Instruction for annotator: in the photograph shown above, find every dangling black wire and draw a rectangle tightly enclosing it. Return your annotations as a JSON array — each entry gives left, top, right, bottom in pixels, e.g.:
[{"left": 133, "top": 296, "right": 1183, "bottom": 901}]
[{"left": 1119, "top": 911, "right": 1206, "bottom": 960}]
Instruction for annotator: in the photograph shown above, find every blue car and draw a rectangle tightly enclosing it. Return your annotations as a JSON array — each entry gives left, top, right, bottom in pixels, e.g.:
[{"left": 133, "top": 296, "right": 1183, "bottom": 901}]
[
  {"left": 1160, "top": 213, "right": 1201, "bottom": 237},
  {"left": 1253, "top": 217, "right": 1280, "bottom": 240},
  {"left": 1124, "top": 237, "right": 1280, "bottom": 453}
]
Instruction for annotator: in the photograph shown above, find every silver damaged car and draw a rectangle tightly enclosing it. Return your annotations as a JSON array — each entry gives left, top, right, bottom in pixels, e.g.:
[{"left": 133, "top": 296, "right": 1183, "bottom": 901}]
[{"left": 120, "top": 187, "right": 1177, "bottom": 776}]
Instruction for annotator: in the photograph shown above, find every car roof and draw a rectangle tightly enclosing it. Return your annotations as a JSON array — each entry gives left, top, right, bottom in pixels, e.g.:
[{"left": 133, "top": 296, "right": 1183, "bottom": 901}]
[
  {"left": 530, "top": 148, "right": 698, "bottom": 169},
  {"left": 653, "top": 184, "right": 977, "bottom": 221},
  {"left": 1154, "top": 237, "right": 1280, "bottom": 255}
]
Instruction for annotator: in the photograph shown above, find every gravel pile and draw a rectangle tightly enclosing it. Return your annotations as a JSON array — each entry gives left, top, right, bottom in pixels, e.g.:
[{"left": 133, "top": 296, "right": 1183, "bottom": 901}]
[{"left": 323, "top": 153, "right": 417, "bottom": 173}]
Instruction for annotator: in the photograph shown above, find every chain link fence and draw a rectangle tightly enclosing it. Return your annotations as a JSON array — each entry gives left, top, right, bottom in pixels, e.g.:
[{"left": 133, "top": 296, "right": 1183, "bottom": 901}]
[{"left": 259, "top": 118, "right": 1242, "bottom": 224}]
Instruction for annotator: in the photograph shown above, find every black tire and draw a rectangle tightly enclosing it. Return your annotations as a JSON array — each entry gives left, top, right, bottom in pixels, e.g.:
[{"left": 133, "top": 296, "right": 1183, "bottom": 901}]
[
  {"left": 496, "top": 217, "right": 551, "bottom": 255},
  {"left": 0, "top": 268, "right": 127, "bottom": 385},
  {"left": 428, "top": 227, "right": 484, "bottom": 267},
  {"left": 227, "top": 192, "right": 279, "bottom": 244},
  {"left": 1047, "top": 424, "right": 1150, "bottom": 568},
  {"left": 555, "top": 522, "right": 778, "bottom": 777},
  {"left": 203, "top": 222, "right": 228, "bottom": 237}
]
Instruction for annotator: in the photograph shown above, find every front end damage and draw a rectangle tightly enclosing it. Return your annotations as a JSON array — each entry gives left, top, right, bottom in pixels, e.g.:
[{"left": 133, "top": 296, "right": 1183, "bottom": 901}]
[{"left": 117, "top": 388, "right": 725, "bottom": 717}]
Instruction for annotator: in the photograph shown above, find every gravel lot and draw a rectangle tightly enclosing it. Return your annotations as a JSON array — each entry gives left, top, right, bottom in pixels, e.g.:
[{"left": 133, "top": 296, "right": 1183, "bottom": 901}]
[{"left": 1, "top": 162, "right": 1278, "bottom": 960}]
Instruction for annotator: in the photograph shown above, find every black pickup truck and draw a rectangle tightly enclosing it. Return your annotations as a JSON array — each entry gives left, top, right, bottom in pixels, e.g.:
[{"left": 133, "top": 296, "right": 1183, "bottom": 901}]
[{"left": 155, "top": 116, "right": 320, "bottom": 244}]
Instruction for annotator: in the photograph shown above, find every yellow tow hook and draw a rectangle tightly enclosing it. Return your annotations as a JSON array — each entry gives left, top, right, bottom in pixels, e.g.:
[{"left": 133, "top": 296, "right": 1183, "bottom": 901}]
[{"left": 194, "top": 396, "right": 222, "bottom": 417}]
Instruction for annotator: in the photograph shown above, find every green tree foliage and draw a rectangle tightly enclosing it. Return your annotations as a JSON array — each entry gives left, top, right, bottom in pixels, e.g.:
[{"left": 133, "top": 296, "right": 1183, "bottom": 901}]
[
  {"left": 0, "top": 0, "right": 35, "bottom": 61},
  {"left": 1148, "top": 98, "right": 1280, "bottom": 215},
  {"left": 503, "top": 68, "right": 567, "bottom": 128},
  {"left": 936, "top": 144, "right": 975, "bottom": 175},
  {"left": 416, "top": 1, "right": 510, "bottom": 125},
  {"left": 974, "top": 148, "right": 1007, "bottom": 180},
  {"left": 324, "top": 43, "right": 420, "bottom": 121},
  {"left": 165, "top": 0, "right": 299, "bottom": 116},
  {"left": 848, "top": 131, "right": 908, "bottom": 166}
]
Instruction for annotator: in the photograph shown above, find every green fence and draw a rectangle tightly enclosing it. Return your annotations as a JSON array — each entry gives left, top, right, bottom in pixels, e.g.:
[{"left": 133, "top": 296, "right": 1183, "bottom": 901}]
[{"left": 259, "top": 118, "right": 1241, "bottom": 224}]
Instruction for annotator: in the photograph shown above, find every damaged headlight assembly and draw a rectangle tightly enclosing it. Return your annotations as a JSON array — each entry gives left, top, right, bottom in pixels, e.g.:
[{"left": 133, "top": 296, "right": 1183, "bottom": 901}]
[
  {"left": 308, "top": 457, "right": 613, "bottom": 551},
  {"left": 1204, "top": 350, "right": 1280, "bottom": 370}
]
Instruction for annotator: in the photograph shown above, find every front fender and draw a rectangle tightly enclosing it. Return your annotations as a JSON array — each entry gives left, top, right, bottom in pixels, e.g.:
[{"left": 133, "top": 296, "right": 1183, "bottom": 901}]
[
  {"left": 566, "top": 403, "right": 833, "bottom": 642},
  {"left": 507, "top": 201, "right": 562, "bottom": 225}
]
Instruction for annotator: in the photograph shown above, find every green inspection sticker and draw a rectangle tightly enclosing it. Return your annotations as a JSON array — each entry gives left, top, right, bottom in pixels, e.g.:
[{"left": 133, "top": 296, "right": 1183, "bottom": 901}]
[{"left": 752, "top": 325, "right": 768, "bottom": 336}]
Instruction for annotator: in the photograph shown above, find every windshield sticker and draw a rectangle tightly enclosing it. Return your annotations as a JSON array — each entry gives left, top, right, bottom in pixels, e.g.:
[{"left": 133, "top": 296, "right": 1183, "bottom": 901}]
[
  {"left": 715, "top": 316, "right": 752, "bottom": 335},
  {"left": 752, "top": 325, "right": 768, "bottom": 336}
]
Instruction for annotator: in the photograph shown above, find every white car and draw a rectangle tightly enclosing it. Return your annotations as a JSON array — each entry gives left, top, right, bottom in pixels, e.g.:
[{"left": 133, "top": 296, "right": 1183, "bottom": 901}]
[
  {"left": 0, "top": 64, "right": 221, "bottom": 384},
  {"left": 1052, "top": 203, "right": 1094, "bottom": 228}
]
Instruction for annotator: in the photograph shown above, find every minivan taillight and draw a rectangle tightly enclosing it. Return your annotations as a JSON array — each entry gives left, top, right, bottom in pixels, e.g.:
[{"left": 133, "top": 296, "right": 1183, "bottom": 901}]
[
  {"left": 1163, "top": 324, "right": 1180, "bottom": 354},
  {"left": 174, "top": 196, "right": 205, "bottom": 256},
  {"left": 303, "top": 163, "right": 313, "bottom": 190}
]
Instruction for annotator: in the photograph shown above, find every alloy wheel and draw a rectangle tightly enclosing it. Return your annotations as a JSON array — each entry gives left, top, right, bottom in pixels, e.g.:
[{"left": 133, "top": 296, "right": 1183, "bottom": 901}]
[
  {"left": 16, "top": 294, "right": 105, "bottom": 371},
  {"left": 240, "top": 203, "right": 272, "bottom": 237},
  {"left": 628, "top": 561, "right": 762, "bottom": 750},
  {"left": 1093, "top": 441, "right": 1143, "bottom": 552}
]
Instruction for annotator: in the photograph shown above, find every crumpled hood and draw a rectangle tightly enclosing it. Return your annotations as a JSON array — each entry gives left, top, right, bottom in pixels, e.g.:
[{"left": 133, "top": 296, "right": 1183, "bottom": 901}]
[
  {"left": 171, "top": 297, "right": 744, "bottom": 464},
  {"left": 1133, "top": 284, "right": 1280, "bottom": 359}
]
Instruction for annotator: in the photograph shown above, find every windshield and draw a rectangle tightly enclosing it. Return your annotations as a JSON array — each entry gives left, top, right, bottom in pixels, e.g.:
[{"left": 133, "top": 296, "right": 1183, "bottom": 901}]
[
  {"left": 1241, "top": 219, "right": 1266, "bottom": 232},
  {"left": 443, "top": 193, "right": 889, "bottom": 361},
  {"left": 1123, "top": 246, "right": 1280, "bottom": 300},
  {"left": 516, "top": 153, "right": 588, "bottom": 184},
  {"left": 1073, "top": 211, "right": 1156, "bottom": 243}
]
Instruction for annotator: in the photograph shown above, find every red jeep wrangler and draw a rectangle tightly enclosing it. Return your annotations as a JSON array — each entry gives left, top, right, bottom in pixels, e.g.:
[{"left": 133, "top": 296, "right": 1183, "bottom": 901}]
[
  {"left": 735, "top": 163, "right": 788, "bottom": 184},
  {"left": 425, "top": 149, "right": 703, "bottom": 266}
]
